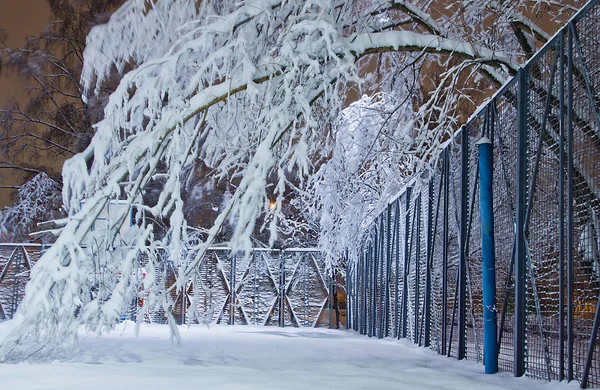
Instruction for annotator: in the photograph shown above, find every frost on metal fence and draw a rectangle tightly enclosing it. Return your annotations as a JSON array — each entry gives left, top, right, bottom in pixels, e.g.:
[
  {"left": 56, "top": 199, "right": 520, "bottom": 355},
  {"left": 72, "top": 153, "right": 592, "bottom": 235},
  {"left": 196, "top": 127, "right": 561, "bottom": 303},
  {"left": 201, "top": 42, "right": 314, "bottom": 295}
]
[
  {"left": 347, "top": 1, "right": 600, "bottom": 387},
  {"left": 0, "top": 245, "right": 334, "bottom": 329},
  {"left": 179, "top": 248, "right": 332, "bottom": 327},
  {"left": 0, "top": 244, "right": 41, "bottom": 320}
]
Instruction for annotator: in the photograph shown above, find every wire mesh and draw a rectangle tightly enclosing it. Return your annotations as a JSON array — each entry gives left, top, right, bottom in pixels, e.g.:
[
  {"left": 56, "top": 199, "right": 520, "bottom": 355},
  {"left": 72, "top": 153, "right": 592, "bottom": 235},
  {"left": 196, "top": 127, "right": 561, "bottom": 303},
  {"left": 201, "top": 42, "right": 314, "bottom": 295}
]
[
  {"left": 348, "top": 1, "right": 600, "bottom": 387},
  {"left": 493, "top": 78, "right": 519, "bottom": 375}
]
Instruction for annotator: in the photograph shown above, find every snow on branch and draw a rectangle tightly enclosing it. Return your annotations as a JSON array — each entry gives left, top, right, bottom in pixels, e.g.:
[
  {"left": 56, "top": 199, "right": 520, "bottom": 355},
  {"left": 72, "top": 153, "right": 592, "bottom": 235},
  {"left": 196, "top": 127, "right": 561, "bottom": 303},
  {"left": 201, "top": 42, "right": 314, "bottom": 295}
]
[{"left": 347, "top": 30, "right": 519, "bottom": 72}]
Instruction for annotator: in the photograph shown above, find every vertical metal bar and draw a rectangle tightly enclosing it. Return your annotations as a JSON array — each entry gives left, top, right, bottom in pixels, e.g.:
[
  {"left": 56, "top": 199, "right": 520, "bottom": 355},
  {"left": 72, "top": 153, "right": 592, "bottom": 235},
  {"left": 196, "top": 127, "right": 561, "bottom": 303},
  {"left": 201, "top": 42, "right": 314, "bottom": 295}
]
[
  {"left": 359, "top": 250, "right": 363, "bottom": 333},
  {"left": 429, "top": 168, "right": 444, "bottom": 351},
  {"left": 355, "top": 252, "right": 358, "bottom": 332},
  {"left": 442, "top": 150, "right": 450, "bottom": 355},
  {"left": 333, "top": 254, "right": 340, "bottom": 330},
  {"left": 458, "top": 126, "right": 468, "bottom": 360},
  {"left": 356, "top": 250, "right": 360, "bottom": 331},
  {"left": 515, "top": 67, "right": 529, "bottom": 378},
  {"left": 402, "top": 187, "right": 413, "bottom": 339},
  {"left": 361, "top": 248, "right": 365, "bottom": 334},
  {"left": 424, "top": 181, "right": 433, "bottom": 348},
  {"left": 329, "top": 267, "right": 334, "bottom": 329},
  {"left": 366, "top": 244, "right": 371, "bottom": 335},
  {"left": 394, "top": 199, "right": 401, "bottom": 338},
  {"left": 230, "top": 253, "right": 236, "bottom": 325},
  {"left": 373, "top": 228, "right": 379, "bottom": 337},
  {"left": 567, "top": 23, "right": 575, "bottom": 383},
  {"left": 378, "top": 216, "right": 385, "bottom": 338},
  {"left": 372, "top": 239, "right": 377, "bottom": 337},
  {"left": 359, "top": 250, "right": 364, "bottom": 333},
  {"left": 11, "top": 249, "right": 20, "bottom": 319},
  {"left": 363, "top": 246, "right": 368, "bottom": 335},
  {"left": 279, "top": 250, "right": 285, "bottom": 327},
  {"left": 479, "top": 138, "right": 498, "bottom": 374},
  {"left": 354, "top": 253, "right": 358, "bottom": 332},
  {"left": 346, "top": 251, "right": 351, "bottom": 330},
  {"left": 558, "top": 29, "right": 566, "bottom": 382},
  {"left": 253, "top": 252, "right": 260, "bottom": 325},
  {"left": 365, "top": 243, "right": 373, "bottom": 337},
  {"left": 415, "top": 195, "right": 422, "bottom": 345},
  {"left": 352, "top": 253, "right": 356, "bottom": 331},
  {"left": 352, "top": 254, "right": 356, "bottom": 331},
  {"left": 181, "top": 286, "right": 186, "bottom": 325},
  {"left": 385, "top": 204, "right": 392, "bottom": 337}
]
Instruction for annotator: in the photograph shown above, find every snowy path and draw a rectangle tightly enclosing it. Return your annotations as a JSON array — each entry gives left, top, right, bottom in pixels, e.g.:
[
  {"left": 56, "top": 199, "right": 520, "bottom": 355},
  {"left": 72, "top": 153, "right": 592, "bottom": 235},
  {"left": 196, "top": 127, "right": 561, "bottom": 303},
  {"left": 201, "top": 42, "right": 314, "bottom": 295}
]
[{"left": 0, "top": 323, "right": 580, "bottom": 390}]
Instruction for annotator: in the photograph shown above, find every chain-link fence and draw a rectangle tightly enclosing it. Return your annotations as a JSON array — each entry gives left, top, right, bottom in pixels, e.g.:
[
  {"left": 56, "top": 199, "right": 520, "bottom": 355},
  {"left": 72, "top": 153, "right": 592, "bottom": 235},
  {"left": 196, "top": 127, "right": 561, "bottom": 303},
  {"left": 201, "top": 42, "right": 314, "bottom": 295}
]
[
  {"left": 0, "top": 244, "right": 341, "bottom": 329},
  {"left": 346, "top": 0, "right": 600, "bottom": 387}
]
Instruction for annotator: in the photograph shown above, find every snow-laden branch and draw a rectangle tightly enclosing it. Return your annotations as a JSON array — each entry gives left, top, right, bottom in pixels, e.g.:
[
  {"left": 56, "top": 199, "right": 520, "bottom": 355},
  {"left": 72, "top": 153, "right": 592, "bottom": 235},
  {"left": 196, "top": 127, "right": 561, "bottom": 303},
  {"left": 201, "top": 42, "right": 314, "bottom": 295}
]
[{"left": 348, "top": 30, "right": 519, "bottom": 72}]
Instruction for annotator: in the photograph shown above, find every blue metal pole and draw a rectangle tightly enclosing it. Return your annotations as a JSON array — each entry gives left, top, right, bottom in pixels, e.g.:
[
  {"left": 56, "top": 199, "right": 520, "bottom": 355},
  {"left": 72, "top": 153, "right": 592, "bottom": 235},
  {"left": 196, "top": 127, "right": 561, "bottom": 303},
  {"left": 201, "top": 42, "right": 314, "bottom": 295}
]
[{"left": 478, "top": 137, "right": 498, "bottom": 374}]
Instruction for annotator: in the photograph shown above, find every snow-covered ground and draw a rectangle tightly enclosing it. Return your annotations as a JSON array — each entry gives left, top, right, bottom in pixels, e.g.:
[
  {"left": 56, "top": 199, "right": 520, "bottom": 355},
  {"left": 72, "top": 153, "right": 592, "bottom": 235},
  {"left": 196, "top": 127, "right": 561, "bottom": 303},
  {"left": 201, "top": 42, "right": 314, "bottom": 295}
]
[{"left": 0, "top": 323, "right": 581, "bottom": 390}]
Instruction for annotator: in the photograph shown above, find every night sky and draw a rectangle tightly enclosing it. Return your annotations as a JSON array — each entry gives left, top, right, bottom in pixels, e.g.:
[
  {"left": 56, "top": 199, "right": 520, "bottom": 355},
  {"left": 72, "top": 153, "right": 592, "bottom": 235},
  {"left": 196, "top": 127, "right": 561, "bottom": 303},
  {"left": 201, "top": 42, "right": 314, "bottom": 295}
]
[{"left": 0, "top": 0, "right": 50, "bottom": 207}]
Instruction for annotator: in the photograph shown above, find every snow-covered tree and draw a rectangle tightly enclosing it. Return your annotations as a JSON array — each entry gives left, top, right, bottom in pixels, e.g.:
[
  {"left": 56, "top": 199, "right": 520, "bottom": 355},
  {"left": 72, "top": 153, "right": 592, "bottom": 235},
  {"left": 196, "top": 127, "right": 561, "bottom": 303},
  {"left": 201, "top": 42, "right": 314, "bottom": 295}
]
[
  {"left": 0, "top": 0, "right": 580, "bottom": 359},
  {"left": 310, "top": 92, "right": 422, "bottom": 264},
  {"left": 0, "top": 0, "right": 126, "bottom": 228},
  {"left": 0, "top": 172, "right": 63, "bottom": 243}
]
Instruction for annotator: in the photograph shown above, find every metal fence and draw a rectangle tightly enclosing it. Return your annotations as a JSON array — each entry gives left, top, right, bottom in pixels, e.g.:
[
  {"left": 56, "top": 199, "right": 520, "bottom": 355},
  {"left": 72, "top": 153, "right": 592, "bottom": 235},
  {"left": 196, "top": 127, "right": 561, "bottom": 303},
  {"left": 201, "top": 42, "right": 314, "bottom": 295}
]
[
  {"left": 0, "top": 244, "right": 339, "bottom": 328},
  {"left": 346, "top": 0, "right": 600, "bottom": 387},
  {"left": 0, "top": 243, "right": 42, "bottom": 320}
]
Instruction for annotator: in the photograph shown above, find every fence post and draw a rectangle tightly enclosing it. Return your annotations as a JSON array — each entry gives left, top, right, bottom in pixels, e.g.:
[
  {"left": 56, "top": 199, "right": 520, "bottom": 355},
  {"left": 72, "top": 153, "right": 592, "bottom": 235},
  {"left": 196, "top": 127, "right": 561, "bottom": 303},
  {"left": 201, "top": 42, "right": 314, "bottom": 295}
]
[
  {"left": 384, "top": 204, "right": 392, "bottom": 337},
  {"left": 370, "top": 241, "right": 376, "bottom": 337},
  {"left": 442, "top": 150, "right": 450, "bottom": 355},
  {"left": 393, "top": 199, "right": 401, "bottom": 338},
  {"left": 11, "top": 248, "right": 21, "bottom": 319},
  {"left": 379, "top": 216, "right": 385, "bottom": 338},
  {"left": 558, "top": 28, "right": 566, "bottom": 383},
  {"left": 355, "top": 248, "right": 359, "bottom": 331},
  {"left": 346, "top": 250, "right": 351, "bottom": 330},
  {"left": 424, "top": 180, "right": 433, "bottom": 348},
  {"left": 458, "top": 126, "right": 468, "bottom": 360},
  {"left": 566, "top": 23, "right": 575, "bottom": 383},
  {"left": 365, "top": 243, "right": 373, "bottom": 337},
  {"left": 279, "top": 250, "right": 285, "bottom": 327},
  {"left": 229, "top": 252, "right": 236, "bottom": 325},
  {"left": 402, "top": 187, "right": 412, "bottom": 339},
  {"left": 327, "top": 271, "right": 333, "bottom": 329},
  {"left": 372, "top": 227, "right": 379, "bottom": 337},
  {"left": 414, "top": 195, "right": 422, "bottom": 345},
  {"left": 181, "top": 285, "right": 186, "bottom": 325},
  {"left": 362, "top": 247, "right": 368, "bottom": 335},
  {"left": 478, "top": 137, "right": 498, "bottom": 374},
  {"left": 515, "top": 67, "right": 528, "bottom": 378}
]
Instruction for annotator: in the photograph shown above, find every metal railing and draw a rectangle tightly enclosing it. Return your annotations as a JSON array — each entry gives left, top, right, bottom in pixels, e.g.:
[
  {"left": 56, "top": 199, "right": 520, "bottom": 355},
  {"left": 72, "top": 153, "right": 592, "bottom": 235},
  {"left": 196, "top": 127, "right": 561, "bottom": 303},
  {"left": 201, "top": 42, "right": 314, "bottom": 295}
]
[
  {"left": 0, "top": 243, "right": 42, "bottom": 320},
  {"left": 159, "top": 247, "right": 337, "bottom": 328},
  {"left": 0, "top": 244, "right": 340, "bottom": 328},
  {"left": 346, "top": 0, "right": 600, "bottom": 387}
]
